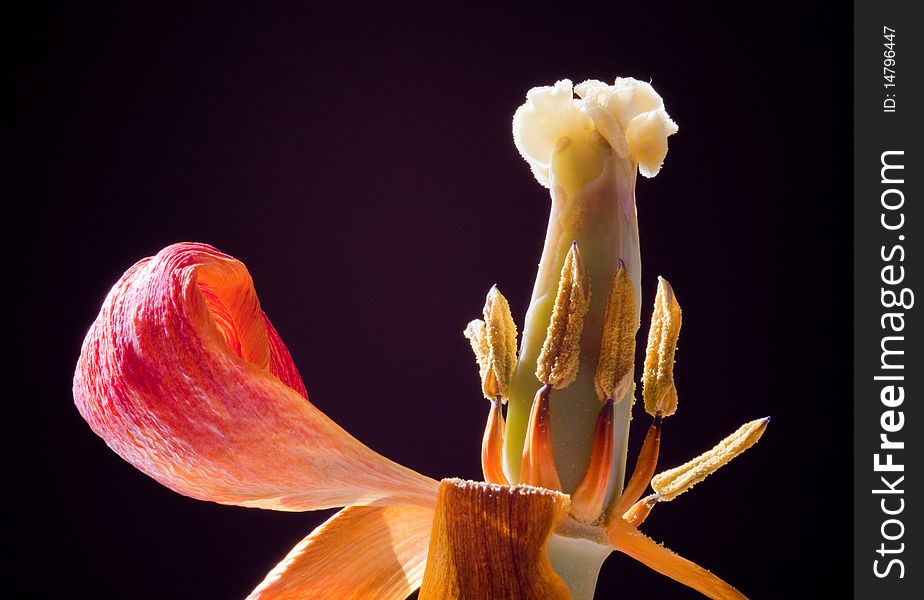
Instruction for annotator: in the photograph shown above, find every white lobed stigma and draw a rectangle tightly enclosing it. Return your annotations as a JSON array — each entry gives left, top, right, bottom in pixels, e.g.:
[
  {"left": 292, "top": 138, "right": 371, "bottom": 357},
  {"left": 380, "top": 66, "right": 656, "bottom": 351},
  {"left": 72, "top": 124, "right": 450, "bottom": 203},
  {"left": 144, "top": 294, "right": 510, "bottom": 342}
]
[{"left": 513, "top": 78, "right": 678, "bottom": 186}]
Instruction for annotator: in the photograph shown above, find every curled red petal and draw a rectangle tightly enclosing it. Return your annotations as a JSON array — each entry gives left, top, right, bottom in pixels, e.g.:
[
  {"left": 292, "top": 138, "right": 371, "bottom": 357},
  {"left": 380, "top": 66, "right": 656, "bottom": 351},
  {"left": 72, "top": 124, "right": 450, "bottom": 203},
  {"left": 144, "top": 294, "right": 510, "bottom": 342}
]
[{"left": 74, "top": 242, "right": 437, "bottom": 510}]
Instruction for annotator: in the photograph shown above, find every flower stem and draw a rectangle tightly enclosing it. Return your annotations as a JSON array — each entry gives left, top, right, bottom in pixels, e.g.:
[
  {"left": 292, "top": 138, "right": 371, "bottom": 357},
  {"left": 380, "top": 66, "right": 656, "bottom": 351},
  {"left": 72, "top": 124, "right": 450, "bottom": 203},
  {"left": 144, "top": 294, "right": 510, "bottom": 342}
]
[{"left": 546, "top": 532, "right": 613, "bottom": 600}]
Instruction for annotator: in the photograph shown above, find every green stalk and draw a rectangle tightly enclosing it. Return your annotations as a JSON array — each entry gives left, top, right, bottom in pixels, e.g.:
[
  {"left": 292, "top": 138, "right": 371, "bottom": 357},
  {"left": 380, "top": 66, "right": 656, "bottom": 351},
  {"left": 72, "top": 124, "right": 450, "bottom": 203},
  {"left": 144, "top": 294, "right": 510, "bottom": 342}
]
[
  {"left": 505, "top": 133, "right": 641, "bottom": 503},
  {"left": 547, "top": 533, "right": 613, "bottom": 600}
]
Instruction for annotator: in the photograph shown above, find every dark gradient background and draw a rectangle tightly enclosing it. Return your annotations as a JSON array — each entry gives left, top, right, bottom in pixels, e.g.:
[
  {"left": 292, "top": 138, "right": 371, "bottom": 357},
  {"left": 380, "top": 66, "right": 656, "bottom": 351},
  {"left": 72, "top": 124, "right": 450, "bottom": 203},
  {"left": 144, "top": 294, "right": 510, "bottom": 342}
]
[{"left": 27, "top": 2, "right": 851, "bottom": 598}]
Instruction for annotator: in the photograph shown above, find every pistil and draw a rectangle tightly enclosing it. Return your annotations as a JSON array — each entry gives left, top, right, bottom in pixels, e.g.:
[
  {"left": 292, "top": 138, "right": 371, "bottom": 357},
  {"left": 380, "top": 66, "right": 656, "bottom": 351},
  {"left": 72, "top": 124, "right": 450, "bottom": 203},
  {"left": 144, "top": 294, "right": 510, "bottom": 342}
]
[
  {"left": 505, "top": 78, "right": 677, "bottom": 498},
  {"left": 506, "top": 148, "right": 640, "bottom": 493}
]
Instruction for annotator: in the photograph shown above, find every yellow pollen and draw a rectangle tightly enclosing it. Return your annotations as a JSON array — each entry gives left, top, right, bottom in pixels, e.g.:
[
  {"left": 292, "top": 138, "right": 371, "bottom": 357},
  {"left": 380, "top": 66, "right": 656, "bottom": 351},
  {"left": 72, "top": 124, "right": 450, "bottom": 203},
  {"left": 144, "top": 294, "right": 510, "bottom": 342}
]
[
  {"left": 594, "top": 259, "right": 639, "bottom": 401},
  {"left": 463, "top": 319, "right": 495, "bottom": 399},
  {"left": 483, "top": 286, "right": 519, "bottom": 401},
  {"left": 651, "top": 417, "right": 770, "bottom": 501},
  {"left": 536, "top": 242, "right": 591, "bottom": 389},
  {"left": 642, "top": 277, "right": 682, "bottom": 416}
]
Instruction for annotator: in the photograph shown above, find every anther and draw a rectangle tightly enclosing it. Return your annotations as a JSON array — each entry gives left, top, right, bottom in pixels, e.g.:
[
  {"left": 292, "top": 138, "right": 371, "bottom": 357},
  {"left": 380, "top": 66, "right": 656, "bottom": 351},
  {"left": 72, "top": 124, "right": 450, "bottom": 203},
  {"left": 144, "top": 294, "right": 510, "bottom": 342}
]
[
  {"left": 536, "top": 242, "right": 591, "bottom": 390},
  {"left": 642, "top": 277, "right": 681, "bottom": 416},
  {"left": 594, "top": 259, "right": 639, "bottom": 402},
  {"left": 463, "top": 319, "right": 494, "bottom": 398},
  {"left": 651, "top": 417, "right": 770, "bottom": 502},
  {"left": 483, "top": 286, "right": 518, "bottom": 400}
]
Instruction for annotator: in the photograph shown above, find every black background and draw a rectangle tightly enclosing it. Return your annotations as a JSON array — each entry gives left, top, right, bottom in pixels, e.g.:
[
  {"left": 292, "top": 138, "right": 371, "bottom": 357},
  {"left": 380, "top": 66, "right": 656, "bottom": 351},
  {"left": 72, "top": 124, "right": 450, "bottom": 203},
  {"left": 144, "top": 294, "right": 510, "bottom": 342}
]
[{"left": 25, "top": 2, "right": 851, "bottom": 598}]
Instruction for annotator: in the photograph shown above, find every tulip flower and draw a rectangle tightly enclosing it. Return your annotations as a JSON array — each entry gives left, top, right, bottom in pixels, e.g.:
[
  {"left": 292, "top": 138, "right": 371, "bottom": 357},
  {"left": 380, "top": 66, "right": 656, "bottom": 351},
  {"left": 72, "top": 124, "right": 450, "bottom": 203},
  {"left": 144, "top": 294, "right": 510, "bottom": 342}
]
[{"left": 74, "top": 77, "right": 768, "bottom": 599}]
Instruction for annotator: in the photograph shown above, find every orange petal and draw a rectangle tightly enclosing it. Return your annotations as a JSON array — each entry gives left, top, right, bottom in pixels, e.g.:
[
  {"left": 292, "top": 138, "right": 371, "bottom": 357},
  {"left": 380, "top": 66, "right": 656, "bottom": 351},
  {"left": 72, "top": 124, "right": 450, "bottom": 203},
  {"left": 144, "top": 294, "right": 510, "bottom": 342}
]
[
  {"left": 247, "top": 504, "right": 435, "bottom": 599},
  {"left": 73, "top": 243, "right": 437, "bottom": 510},
  {"left": 607, "top": 519, "right": 746, "bottom": 599}
]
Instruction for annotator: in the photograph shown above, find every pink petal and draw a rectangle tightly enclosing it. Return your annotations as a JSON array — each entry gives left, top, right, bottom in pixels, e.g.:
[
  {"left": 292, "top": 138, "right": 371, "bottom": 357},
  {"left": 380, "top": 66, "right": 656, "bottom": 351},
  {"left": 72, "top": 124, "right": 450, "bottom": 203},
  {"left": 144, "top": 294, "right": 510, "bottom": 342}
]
[
  {"left": 74, "top": 243, "right": 437, "bottom": 510},
  {"left": 248, "top": 504, "right": 434, "bottom": 599}
]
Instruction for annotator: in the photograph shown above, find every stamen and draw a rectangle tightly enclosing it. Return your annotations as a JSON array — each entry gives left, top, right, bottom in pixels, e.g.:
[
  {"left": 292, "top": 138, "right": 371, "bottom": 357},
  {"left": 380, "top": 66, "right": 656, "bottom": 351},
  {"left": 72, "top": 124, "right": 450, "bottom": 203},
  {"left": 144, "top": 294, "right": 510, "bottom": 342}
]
[
  {"left": 519, "top": 384, "right": 562, "bottom": 491},
  {"left": 594, "top": 260, "right": 639, "bottom": 401},
  {"left": 481, "top": 398, "right": 509, "bottom": 485},
  {"left": 570, "top": 398, "right": 615, "bottom": 524},
  {"left": 463, "top": 286, "right": 519, "bottom": 401},
  {"left": 642, "top": 277, "right": 682, "bottom": 416},
  {"left": 483, "top": 286, "right": 519, "bottom": 400},
  {"left": 536, "top": 242, "right": 591, "bottom": 389},
  {"left": 463, "top": 319, "right": 494, "bottom": 399},
  {"left": 652, "top": 417, "right": 770, "bottom": 501},
  {"left": 608, "top": 415, "right": 662, "bottom": 521},
  {"left": 622, "top": 493, "right": 660, "bottom": 527}
]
